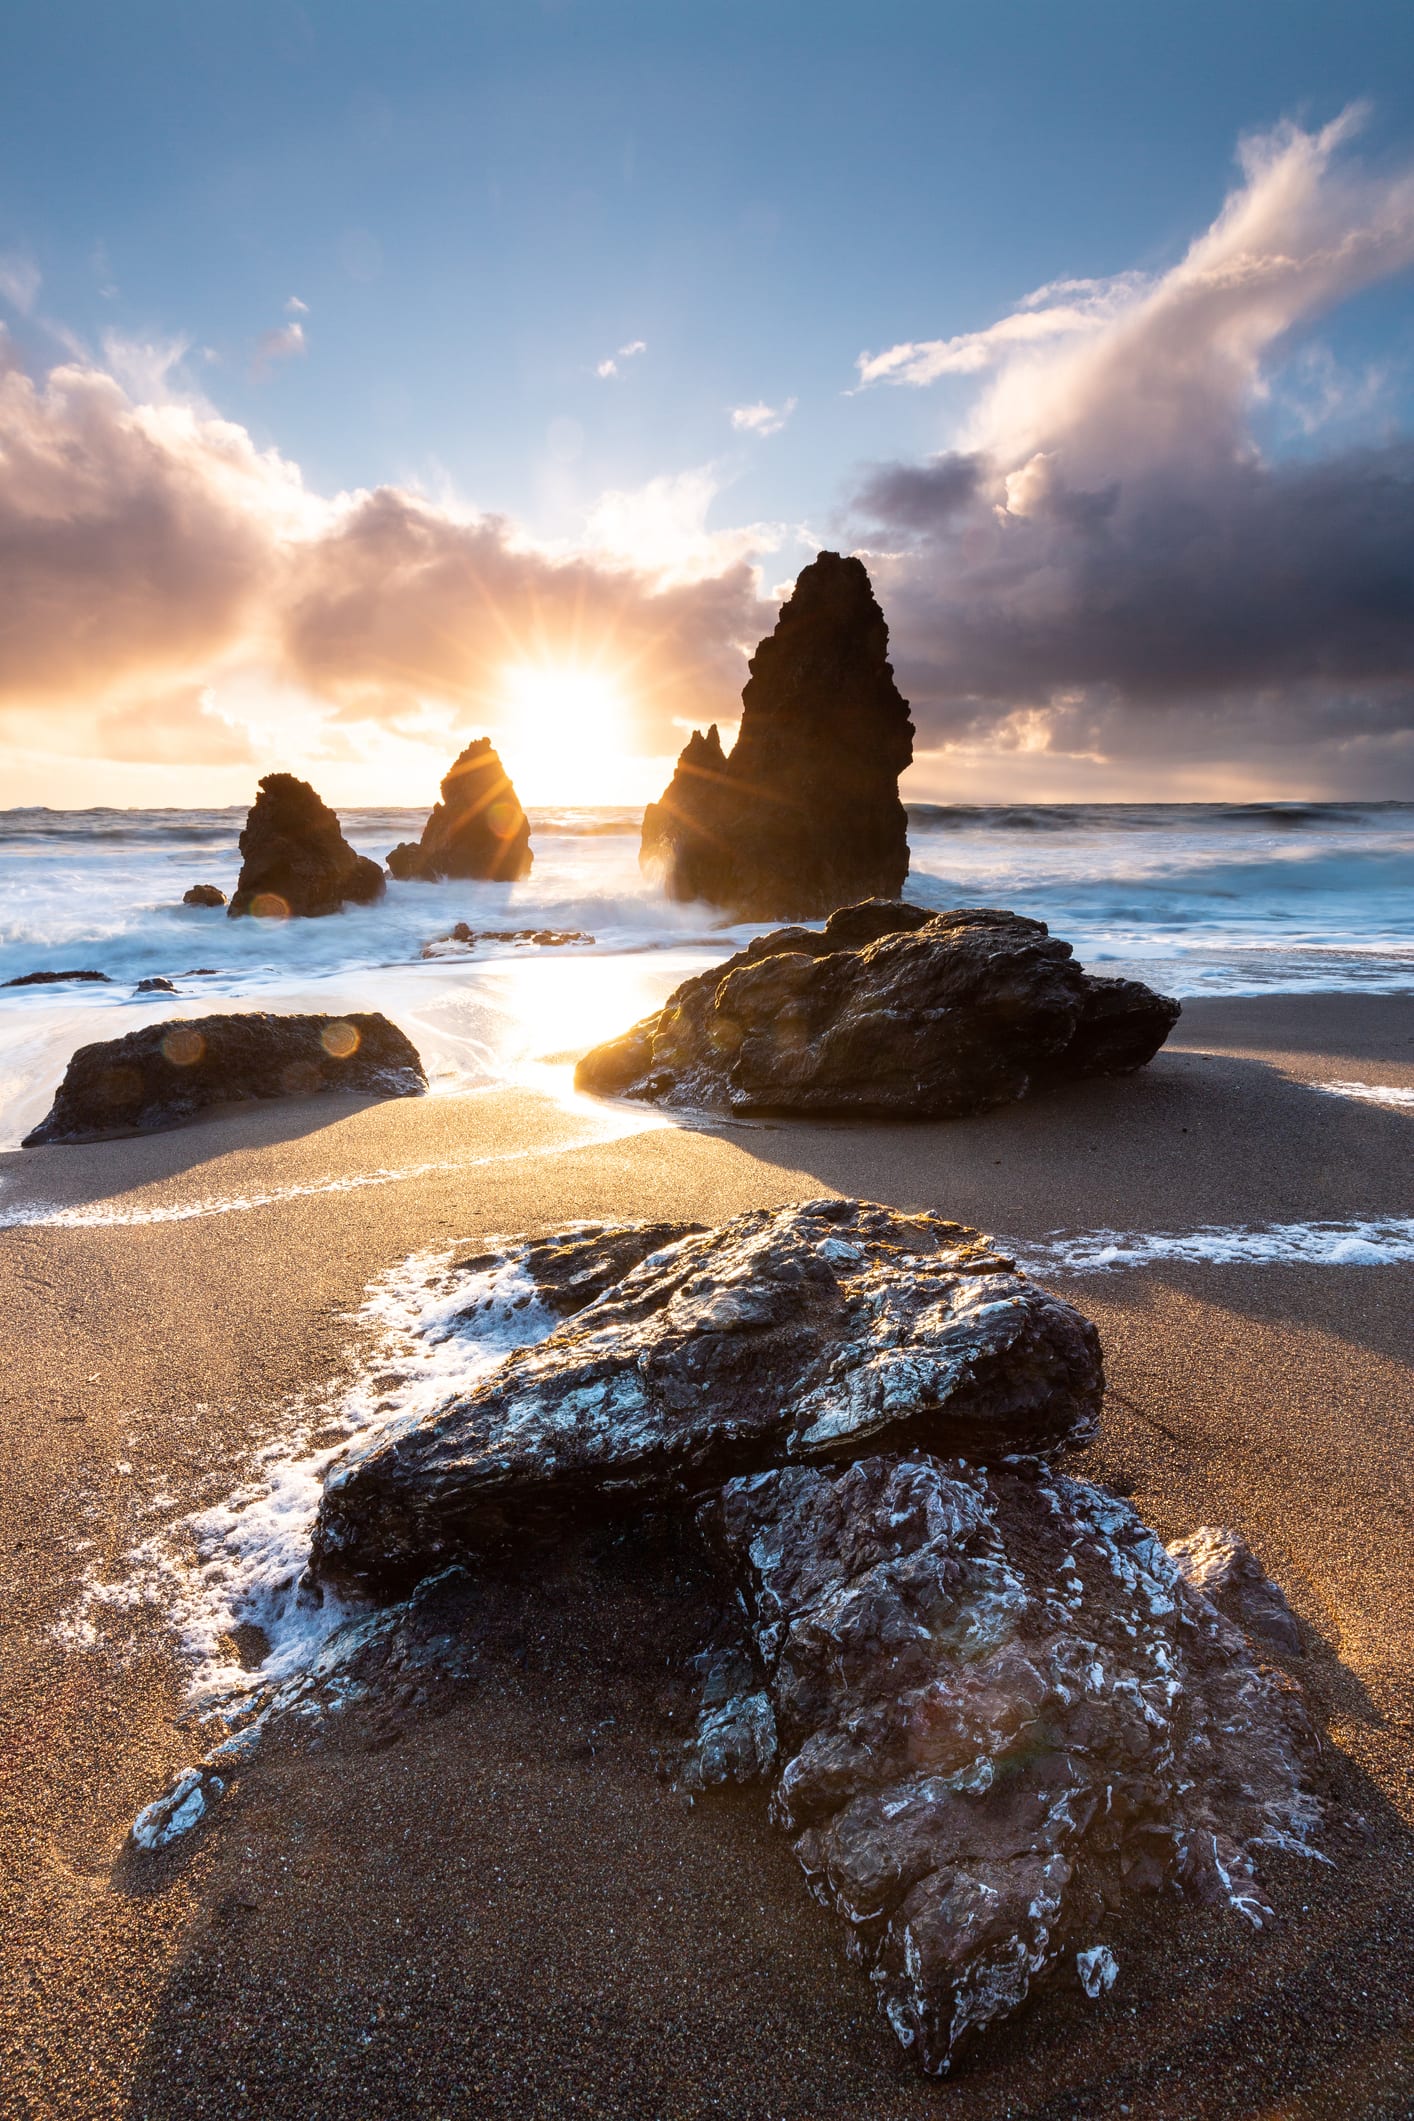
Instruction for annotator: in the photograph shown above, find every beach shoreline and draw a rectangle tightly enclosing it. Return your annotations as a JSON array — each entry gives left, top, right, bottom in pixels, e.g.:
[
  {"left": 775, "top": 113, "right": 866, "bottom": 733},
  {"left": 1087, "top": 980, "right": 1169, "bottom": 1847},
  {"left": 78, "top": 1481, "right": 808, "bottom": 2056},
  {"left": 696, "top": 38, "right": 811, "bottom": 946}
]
[{"left": 2, "top": 992, "right": 1411, "bottom": 2118}]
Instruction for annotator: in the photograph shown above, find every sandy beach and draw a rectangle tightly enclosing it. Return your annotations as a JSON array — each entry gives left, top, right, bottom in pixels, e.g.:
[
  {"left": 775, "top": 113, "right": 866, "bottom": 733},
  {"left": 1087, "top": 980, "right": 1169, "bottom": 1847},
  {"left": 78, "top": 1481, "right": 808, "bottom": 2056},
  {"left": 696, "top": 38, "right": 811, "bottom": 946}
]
[{"left": 2, "top": 993, "right": 1411, "bottom": 2120}]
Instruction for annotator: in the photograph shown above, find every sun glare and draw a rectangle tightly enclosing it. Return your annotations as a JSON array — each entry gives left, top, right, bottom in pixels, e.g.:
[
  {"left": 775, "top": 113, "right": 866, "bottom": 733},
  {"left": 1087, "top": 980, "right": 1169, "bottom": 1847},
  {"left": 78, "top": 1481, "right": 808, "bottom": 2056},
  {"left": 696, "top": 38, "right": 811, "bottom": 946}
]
[{"left": 497, "top": 663, "right": 632, "bottom": 805}]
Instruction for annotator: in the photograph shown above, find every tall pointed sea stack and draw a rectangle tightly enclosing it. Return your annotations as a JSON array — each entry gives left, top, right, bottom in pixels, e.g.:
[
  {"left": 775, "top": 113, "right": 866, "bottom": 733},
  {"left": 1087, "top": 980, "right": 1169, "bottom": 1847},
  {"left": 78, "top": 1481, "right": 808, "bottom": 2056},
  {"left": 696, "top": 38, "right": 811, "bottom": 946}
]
[
  {"left": 641, "top": 551, "right": 914, "bottom": 919},
  {"left": 228, "top": 773, "right": 385, "bottom": 919},
  {"left": 387, "top": 738, "right": 532, "bottom": 882}
]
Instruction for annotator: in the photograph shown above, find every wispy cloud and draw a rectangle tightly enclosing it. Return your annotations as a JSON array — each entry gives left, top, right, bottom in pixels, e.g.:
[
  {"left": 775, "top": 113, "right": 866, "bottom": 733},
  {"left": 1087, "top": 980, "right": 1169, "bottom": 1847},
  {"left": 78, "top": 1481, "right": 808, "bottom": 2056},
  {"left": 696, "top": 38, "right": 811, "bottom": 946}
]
[
  {"left": 0, "top": 254, "right": 41, "bottom": 316},
  {"left": 285, "top": 294, "right": 309, "bottom": 315},
  {"left": 251, "top": 319, "right": 307, "bottom": 380},
  {"left": 730, "top": 396, "right": 797, "bottom": 436},
  {"left": 595, "top": 337, "right": 647, "bottom": 379}
]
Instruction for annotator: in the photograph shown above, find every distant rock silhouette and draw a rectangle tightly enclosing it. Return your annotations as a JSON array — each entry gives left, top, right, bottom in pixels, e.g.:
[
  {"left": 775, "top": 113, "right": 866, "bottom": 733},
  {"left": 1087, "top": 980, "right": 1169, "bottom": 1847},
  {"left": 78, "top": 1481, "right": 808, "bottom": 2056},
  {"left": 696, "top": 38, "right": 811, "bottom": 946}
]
[
  {"left": 641, "top": 552, "right": 914, "bottom": 918},
  {"left": 386, "top": 739, "right": 532, "bottom": 882},
  {"left": 182, "top": 884, "right": 227, "bottom": 908},
  {"left": 227, "top": 774, "right": 385, "bottom": 920},
  {"left": 3, "top": 969, "right": 111, "bottom": 987}
]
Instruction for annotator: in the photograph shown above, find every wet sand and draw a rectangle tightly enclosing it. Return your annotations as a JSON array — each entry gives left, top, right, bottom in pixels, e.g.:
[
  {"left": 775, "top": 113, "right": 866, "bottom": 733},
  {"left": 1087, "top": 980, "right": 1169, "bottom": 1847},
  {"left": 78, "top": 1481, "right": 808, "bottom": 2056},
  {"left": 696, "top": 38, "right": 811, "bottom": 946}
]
[{"left": 1, "top": 993, "right": 1411, "bottom": 2120}]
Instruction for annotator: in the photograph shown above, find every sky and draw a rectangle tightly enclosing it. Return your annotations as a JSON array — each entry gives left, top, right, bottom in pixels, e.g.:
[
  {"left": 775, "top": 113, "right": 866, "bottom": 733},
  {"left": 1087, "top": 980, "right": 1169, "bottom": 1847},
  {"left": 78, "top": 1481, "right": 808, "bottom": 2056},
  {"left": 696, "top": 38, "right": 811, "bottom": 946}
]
[{"left": 3, "top": 0, "right": 1414, "bottom": 809}]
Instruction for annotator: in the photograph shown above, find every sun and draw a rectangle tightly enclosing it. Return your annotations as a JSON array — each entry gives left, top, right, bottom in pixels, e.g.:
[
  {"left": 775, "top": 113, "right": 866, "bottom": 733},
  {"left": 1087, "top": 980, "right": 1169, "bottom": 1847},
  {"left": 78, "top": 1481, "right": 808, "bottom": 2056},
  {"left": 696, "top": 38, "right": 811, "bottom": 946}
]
[{"left": 496, "top": 662, "right": 633, "bottom": 806}]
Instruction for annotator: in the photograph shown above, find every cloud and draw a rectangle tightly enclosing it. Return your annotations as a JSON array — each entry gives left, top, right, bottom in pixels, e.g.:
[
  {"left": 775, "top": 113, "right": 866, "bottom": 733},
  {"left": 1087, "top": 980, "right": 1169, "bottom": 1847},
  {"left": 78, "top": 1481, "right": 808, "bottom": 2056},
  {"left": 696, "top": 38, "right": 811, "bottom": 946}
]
[
  {"left": 857, "top": 283, "right": 1138, "bottom": 388},
  {"left": 595, "top": 337, "right": 647, "bottom": 379},
  {"left": 0, "top": 254, "right": 41, "bottom": 316},
  {"left": 285, "top": 295, "right": 309, "bottom": 315},
  {"left": 582, "top": 465, "right": 786, "bottom": 585},
  {"left": 730, "top": 396, "right": 797, "bottom": 437},
  {"left": 0, "top": 327, "right": 768, "bottom": 772},
  {"left": 251, "top": 319, "right": 307, "bottom": 380},
  {"left": 848, "top": 112, "right": 1414, "bottom": 790}
]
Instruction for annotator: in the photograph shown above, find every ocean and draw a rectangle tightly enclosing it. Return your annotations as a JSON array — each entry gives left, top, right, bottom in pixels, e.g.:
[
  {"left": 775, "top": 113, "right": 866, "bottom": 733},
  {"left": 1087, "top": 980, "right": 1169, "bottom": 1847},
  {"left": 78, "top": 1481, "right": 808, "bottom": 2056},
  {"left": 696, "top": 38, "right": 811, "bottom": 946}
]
[{"left": 1, "top": 799, "right": 1411, "bottom": 1152}]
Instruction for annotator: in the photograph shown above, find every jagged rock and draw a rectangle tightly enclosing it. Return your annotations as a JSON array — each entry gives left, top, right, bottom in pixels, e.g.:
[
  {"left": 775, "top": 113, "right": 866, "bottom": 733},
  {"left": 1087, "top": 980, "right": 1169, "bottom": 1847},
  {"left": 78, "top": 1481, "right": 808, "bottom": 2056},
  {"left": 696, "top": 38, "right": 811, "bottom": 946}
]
[
  {"left": 135, "top": 976, "right": 177, "bottom": 993},
  {"left": 308, "top": 1200, "right": 1102, "bottom": 1600},
  {"left": 1167, "top": 1526, "right": 1303, "bottom": 1654},
  {"left": 575, "top": 903, "right": 1180, "bottom": 1117},
  {"left": 420, "top": 923, "right": 593, "bottom": 959},
  {"left": 386, "top": 739, "right": 532, "bottom": 882},
  {"left": 641, "top": 552, "right": 914, "bottom": 919},
  {"left": 182, "top": 884, "right": 227, "bottom": 908},
  {"left": 693, "top": 1452, "right": 1321, "bottom": 2075},
  {"left": 228, "top": 774, "right": 385, "bottom": 919},
  {"left": 3, "top": 969, "right": 110, "bottom": 987},
  {"left": 21, "top": 1011, "right": 425, "bottom": 1146}
]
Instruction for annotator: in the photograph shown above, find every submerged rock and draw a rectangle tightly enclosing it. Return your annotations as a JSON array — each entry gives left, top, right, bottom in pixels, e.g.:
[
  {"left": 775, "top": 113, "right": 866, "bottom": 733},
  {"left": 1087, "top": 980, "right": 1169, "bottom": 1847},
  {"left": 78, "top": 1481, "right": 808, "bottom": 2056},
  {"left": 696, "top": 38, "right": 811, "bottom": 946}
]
[
  {"left": 182, "top": 884, "right": 227, "bottom": 908},
  {"left": 695, "top": 1452, "right": 1321, "bottom": 2074},
  {"left": 641, "top": 551, "right": 914, "bottom": 919},
  {"left": 3, "top": 968, "right": 111, "bottom": 987},
  {"left": 575, "top": 902, "right": 1180, "bottom": 1117},
  {"left": 387, "top": 739, "right": 532, "bottom": 882},
  {"left": 420, "top": 923, "right": 594, "bottom": 958},
  {"left": 308, "top": 1200, "right": 1103, "bottom": 1599},
  {"left": 228, "top": 774, "right": 385, "bottom": 920},
  {"left": 134, "top": 976, "right": 177, "bottom": 994},
  {"left": 22, "top": 1011, "right": 425, "bottom": 1145}
]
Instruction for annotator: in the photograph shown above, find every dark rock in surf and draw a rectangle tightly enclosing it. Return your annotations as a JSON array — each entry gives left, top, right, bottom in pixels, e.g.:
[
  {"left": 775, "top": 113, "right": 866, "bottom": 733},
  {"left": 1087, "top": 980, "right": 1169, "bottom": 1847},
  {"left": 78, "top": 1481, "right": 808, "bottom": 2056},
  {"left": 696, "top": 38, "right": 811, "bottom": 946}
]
[
  {"left": 182, "top": 884, "right": 227, "bottom": 908},
  {"left": 21, "top": 1011, "right": 425, "bottom": 1146},
  {"left": 1167, "top": 1525, "right": 1303, "bottom": 1654},
  {"left": 574, "top": 902, "right": 1179, "bottom": 1117},
  {"left": 307, "top": 1199, "right": 1103, "bottom": 1600},
  {"left": 386, "top": 739, "right": 532, "bottom": 883},
  {"left": 4, "top": 969, "right": 111, "bottom": 987},
  {"left": 420, "top": 923, "right": 594, "bottom": 958},
  {"left": 691, "top": 1452, "right": 1320, "bottom": 2074},
  {"left": 228, "top": 774, "right": 385, "bottom": 920},
  {"left": 641, "top": 551, "right": 914, "bottom": 919},
  {"left": 134, "top": 977, "right": 177, "bottom": 994}
]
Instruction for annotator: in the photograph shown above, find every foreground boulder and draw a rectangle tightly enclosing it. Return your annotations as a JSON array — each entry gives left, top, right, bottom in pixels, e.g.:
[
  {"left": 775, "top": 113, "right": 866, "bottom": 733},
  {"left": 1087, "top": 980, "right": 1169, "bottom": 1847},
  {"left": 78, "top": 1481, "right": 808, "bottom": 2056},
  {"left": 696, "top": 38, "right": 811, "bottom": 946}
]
[
  {"left": 641, "top": 552, "right": 914, "bottom": 918},
  {"left": 22, "top": 1011, "right": 425, "bottom": 1145},
  {"left": 387, "top": 739, "right": 532, "bottom": 882},
  {"left": 692, "top": 1451, "right": 1319, "bottom": 2074},
  {"left": 308, "top": 1200, "right": 1103, "bottom": 1599},
  {"left": 228, "top": 774, "right": 385, "bottom": 919},
  {"left": 575, "top": 902, "right": 1179, "bottom": 1117},
  {"left": 182, "top": 884, "right": 227, "bottom": 908}
]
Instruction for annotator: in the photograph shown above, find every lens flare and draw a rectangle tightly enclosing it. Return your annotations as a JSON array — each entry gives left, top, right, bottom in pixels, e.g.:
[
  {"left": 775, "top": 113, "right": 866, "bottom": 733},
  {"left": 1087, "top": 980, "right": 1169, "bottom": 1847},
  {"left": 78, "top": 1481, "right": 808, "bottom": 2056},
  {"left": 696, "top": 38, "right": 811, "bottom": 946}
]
[
  {"left": 251, "top": 893, "right": 290, "bottom": 921},
  {"left": 320, "top": 1020, "right": 360, "bottom": 1059},
  {"left": 161, "top": 1027, "right": 206, "bottom": 1067}
]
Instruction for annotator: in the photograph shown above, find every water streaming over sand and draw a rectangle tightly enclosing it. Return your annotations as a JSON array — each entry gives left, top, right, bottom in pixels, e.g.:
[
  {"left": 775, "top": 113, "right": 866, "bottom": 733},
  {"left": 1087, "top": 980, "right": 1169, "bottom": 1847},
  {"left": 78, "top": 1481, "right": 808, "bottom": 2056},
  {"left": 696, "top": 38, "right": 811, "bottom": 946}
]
[{"left": 2, "top": 799, "right": 1411, "bottom": 1150}]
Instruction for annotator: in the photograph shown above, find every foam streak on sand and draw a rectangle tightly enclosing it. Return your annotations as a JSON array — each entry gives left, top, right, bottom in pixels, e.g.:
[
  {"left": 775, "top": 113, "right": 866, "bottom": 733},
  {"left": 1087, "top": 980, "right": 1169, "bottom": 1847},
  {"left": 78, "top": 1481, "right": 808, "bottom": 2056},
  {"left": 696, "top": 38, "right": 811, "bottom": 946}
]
[
  {"left": 0, "top": 1106, "right": 664, "bottom": 1229},
  {"left": 1020, "top": 1217, "right": 1414, "bottom": 1272},
  {"left": 1317, "top": 1079, "right": 1414, "bottom": 1108},
  {"left": 59, "top": 1242, "right": 559, "bottom": 1712}
]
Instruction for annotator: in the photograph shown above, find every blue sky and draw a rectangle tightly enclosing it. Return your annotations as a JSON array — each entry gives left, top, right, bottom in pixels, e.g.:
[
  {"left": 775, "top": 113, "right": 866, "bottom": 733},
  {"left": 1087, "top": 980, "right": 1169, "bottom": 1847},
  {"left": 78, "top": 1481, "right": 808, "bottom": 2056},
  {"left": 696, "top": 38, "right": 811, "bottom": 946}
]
[{"left": 3, "top": 1, "right": 1414, "bottom": 804}]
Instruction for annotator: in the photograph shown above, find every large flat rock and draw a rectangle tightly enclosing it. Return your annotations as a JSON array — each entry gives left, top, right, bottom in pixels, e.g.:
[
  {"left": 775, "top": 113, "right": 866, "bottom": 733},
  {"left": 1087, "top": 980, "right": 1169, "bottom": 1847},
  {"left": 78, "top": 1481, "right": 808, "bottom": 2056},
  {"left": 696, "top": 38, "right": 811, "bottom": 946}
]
[
  {"left": 308, "top": 1200, "right": 1104, "bottom": 1599},
  {"left": 575, "top": 902, "right": 1180, "bottom": 1117},
  {"left": 22, "top": 1010, "right": 426, "bottom": 1145}
]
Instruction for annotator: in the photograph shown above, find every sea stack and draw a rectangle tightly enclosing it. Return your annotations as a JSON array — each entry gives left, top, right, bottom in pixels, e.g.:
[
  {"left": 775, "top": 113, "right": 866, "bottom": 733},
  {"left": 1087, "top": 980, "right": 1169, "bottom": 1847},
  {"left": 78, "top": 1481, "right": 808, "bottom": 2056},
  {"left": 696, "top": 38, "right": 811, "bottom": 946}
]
[
  {"left": 641, "top": 551, "right": 914, "bottom": 919},
  {"left": 227, "top": 774, "right": 385, "bottom": 919},
  {"left": 386, "top": 738, "right": 532, "bottom": 882}
]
